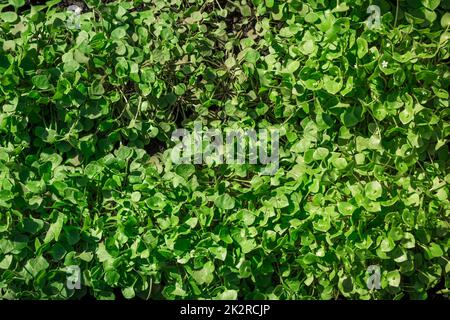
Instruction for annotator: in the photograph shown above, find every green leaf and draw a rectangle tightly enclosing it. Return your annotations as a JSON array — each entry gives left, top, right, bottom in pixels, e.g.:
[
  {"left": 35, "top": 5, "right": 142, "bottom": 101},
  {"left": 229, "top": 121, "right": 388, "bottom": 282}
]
[
  {"left": 441, "top": 12, "right": 450, "bottom": 28},
  {"left": 265, "top": 0, "right": 274, "bottom": 8},
  {"left": 1, "top": 12, "right": 18, "bottom": 23},
  {"left": 284, "top": 60, "right": 300, "bottom": 73},
  {"left": 399, "top": 106, "right": 414, "bottom": 124},
  {"left": 272, "top": 193, "right": 289, "bottom": 208},
  {"left": 111, "top": 27, "right": 127, "bottom": 40},
  {"left": 174, "top": 84, "right": 186, "bottom": 96},
  {"left": 50, "top": 243, "right": 66, "bottom": 260},
  {"left": 9, "top": 0, "right": 25, "bottom": 8},
  {"left": 131, "top": 191, "right": 141, "bottom": 202},
  {"left": 401, "top": 232, "right": 415, "bottom": 249},
  {"left": 105, "top": 270, "right": 120, "bottom": 286},
  {"left": 215, "top": 289, "right": 238, "bottom": 300},
  {"left": 332, "top": 158, "right": 348, "bottom": 170},
  {"left": 357, "top": 38, "right": 368, "bottom": 59},
  {"left": 115, "top": 58, "right": 129, "bottom": 78},
  {"left": 96, "top": 242, "right": 113, "bottom": 263},
  {"left": 313, "top": 147, "right": 329, "bottom": 160},
  {"left": 240, "top": 239, "right": 257, "bottom": 254},
  {"left": 300, "top": 40, "right": 316, "bottom": 55},
  {"left": 244, "top": 49, "right": 260, "bottom": 64},
  {"left": 22, "top": 217, "right": 44, "bottom": 234},
  {"left": 215, "top": 194, "right": 235, "bottom": 210},
  {"left": 24, "top": 256, "right": 49, "bottom": 277},
  {"left": 0, "top": 255, "right": 12, "bottom": 269},
  {"left": 341, "top": 107, "right": 363, "bottom": 127},
  {"left": 192, "top": 261, "right": 215, "bottom": 285},
  {"left": 175, "top": 164, "right": 195, "bottom": 179},
  {"left": 146, "top": 193, "right": 166, "bottom": 210},
  {"left": 209, "top": 247, "right": 227, "bottom": 261},
  {"left": 386, "top": 270, "right": 401, "bottom": 287},
  {"left": 122, "top": 287, "right": 135, "bottom": 299},
  {"left": 190, "top": 11, "right": 203, "bottom": 22},
  {"left": 380, "top": 237, "right": 395, "bottom": 252},
  {"left": 338, "top": 202, "right": 355, "bottom": 216},
  {"left": 365, "top": 181, "right": 382, "bottom": 201},
  {"left": 305, "top": 12, "right": 319, "bottom": 23},
  {"left": 85, "top": 161, "right": 103, "bottom": 179},
  {"left": 44, "top": 213, "right": 64, "bottom": 244},
  {"left": 323, "top": 77, "right": 342, "bottom": 94},
  {"left": 426, "top": 243, "right": 444, "bottom": 259},
  {"left": 89, "top": 80, "right": 105, "bottom": 97},
  {"left": 63, "top": 58, "right": 80, "bottom": 73},
  {"left": 32, "top": 75, "right": 50, "bottom": 90},
  {"left": 423, "top": 0, "right": 441, "bottom": 10}
]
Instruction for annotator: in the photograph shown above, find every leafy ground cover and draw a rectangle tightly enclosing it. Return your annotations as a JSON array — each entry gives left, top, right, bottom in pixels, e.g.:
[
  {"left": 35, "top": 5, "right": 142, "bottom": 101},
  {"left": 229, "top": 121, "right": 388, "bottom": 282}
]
[{"left": 0, "top": 0, "right": 449, "bottom": 300}]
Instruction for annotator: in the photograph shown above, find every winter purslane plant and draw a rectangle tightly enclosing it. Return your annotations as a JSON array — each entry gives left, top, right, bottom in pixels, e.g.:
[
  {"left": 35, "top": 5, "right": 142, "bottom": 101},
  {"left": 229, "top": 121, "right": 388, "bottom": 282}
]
[{"left": 0, "top": 0, "right": 449, "bottom": 299}]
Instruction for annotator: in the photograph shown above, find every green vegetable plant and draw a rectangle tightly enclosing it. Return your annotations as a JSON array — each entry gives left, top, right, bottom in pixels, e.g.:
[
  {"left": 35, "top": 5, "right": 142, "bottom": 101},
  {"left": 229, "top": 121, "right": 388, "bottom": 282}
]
[{"left": 0, "top": 0, "right": 449, "bottom": 300}]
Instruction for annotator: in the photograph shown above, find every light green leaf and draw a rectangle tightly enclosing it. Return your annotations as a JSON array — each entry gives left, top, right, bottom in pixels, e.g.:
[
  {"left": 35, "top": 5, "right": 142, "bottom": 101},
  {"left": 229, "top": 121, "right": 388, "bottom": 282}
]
[
  {"left": 44, "top": 213, "right": 64, "bottom": 244},
  {"left": 365, "top": 181, "right": 382, "bottom": 201},
  {"left": 441, "top": 12, "right": 450, "bottom": 28},
  {"left": 386, "top": 270, "right": 401, "bottom": 287},
  {"left": 215, "top": 194, "right": 235, "bottom": 210}
]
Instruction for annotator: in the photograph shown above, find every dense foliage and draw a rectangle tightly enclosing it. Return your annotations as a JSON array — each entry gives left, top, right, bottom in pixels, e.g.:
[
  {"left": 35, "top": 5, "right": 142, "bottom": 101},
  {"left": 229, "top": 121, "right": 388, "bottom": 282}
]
[{"left": 0, "top": 0, "right": 449, "bottom": 300}]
